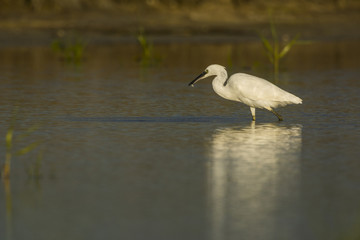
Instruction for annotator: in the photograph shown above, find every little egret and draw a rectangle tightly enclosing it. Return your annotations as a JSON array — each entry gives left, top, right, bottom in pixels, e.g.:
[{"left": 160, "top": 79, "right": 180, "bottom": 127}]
[{"left": 188, "top": 64, "right": 302, "bottom": 121}]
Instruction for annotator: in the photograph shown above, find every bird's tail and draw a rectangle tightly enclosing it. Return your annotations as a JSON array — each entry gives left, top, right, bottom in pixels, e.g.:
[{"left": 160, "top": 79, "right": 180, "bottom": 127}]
[{"left": 288, "top": 93, "right": 302, "bottom": 104}]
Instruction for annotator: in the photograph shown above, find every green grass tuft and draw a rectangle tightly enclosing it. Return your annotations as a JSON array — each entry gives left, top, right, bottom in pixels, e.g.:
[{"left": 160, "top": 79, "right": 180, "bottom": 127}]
[
  {"left": 51, "top": 33, "right": 86, "bottom": 64},
  {"left": 259, "top": 17, "right": 300, "bottom": 81},
  {"left": 1, "top": 109, "right": 43, "bottom": 179}
]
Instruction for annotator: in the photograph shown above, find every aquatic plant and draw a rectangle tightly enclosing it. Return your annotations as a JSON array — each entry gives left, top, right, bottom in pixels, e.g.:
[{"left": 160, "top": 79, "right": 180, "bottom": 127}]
[
  {"left": 137, "top": 29, "right": 153, "bottom": 63},
  {"left": 136, "top": 28, "right": 163, "bottom": 81},
  {"left": 136, "top": 28, "right": 162, "bottom": 68},
  {"left": 259, "top": 19, "right": 300, "bottom": 80},
  {"left": 51, "top": 34, "right": 86, "bottom": 64},
  {"left": 1, "top": 109, "right": 42, "bottom": 179}
]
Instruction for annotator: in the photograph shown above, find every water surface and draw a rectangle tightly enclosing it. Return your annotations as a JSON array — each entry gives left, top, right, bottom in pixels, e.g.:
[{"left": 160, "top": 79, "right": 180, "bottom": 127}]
[{"left": 1, "top": 39, "right": 360, "bottom": 240}]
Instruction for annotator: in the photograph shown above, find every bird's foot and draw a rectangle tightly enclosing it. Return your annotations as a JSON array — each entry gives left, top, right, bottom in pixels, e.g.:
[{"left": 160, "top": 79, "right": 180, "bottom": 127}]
[{"left": 270, "top": 108, "right": 283, "bottom": 121}]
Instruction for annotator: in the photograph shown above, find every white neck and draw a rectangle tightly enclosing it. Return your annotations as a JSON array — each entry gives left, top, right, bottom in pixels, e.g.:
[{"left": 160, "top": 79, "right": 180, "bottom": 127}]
[{"left": 212, "top": 70, "right": 233, "bottom": 100}]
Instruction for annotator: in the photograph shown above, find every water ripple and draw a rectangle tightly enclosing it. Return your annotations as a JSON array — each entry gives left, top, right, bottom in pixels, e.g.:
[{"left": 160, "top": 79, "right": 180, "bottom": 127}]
[{"left": 64, "top": 115, "right": 242, "bottom": 123}]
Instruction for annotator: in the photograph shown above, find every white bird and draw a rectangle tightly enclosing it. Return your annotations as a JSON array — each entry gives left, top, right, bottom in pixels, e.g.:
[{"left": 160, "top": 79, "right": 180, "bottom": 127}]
[{"left": 188, "top": 64, "right": 302, "bottom": 121}]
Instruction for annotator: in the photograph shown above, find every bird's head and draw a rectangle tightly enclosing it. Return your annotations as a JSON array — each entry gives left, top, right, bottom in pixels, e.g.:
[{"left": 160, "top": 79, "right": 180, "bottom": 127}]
[{"left": 188, "top": 64, "right": 226, "bottom": 87}]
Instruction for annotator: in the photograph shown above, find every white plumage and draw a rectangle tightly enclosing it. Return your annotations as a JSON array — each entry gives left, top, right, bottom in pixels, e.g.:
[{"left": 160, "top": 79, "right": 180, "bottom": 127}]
[{"left": 188, "top": 64, "right": 302, "bottom": 121}]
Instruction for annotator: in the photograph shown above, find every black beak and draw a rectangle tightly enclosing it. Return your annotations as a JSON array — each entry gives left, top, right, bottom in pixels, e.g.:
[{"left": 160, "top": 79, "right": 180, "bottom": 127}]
[{"left": 188, "top": 71, "right": 207, "bottom": 87}]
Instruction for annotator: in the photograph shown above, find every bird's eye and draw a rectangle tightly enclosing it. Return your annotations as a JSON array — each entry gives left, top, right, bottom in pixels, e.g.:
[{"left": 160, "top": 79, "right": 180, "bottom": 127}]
[{"left": 205, "top": 69, "right": 209, "bottom": 73}]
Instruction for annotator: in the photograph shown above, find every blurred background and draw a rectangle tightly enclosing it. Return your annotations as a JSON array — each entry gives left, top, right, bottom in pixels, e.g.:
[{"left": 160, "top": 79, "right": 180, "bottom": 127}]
[
  {"left": 1, "top": 0, "right": 360, "bottom": 44},
  {"left": 1, "top": 1, "right": 360, "bottom": 240}
]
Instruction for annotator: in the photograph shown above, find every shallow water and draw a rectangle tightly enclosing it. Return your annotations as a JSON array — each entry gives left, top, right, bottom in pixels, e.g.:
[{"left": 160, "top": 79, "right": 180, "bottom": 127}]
[{"left": 1, "top": 39, "right": 360, "bottom": 240}]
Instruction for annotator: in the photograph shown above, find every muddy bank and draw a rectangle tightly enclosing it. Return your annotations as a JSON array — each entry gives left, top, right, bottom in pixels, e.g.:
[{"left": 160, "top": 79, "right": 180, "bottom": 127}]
[{"left": 1, "top": 1, "right": 360, "bottom": 46}]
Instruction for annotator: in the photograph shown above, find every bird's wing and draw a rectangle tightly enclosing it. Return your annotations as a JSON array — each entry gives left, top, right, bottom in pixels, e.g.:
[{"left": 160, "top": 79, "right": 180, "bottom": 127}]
[
  {"left": 228, "top": 73, "right": 277, "bottom": 100},
  {"left": 228, "top": 73, "right": 300, "bottom": 108}
]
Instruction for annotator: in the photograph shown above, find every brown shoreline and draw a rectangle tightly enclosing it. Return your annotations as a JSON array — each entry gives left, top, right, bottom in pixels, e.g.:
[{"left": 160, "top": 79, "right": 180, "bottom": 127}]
[{"left": 1, "top": 2, "right": 360, "bottom": 46}]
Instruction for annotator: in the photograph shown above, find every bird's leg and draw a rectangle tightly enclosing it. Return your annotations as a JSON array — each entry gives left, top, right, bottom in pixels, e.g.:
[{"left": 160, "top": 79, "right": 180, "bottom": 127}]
[
  {"left": 250, "top": 107, "right": 256, "bottom": 121},
  {"left": 270, "top": 108, "right": 283, "bottom": 121}
]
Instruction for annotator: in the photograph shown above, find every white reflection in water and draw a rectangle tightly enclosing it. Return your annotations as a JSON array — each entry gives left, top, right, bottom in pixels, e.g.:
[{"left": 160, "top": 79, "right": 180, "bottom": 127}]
[{"left": 208, "top": 122, "right": 302, "bottom": 240}]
